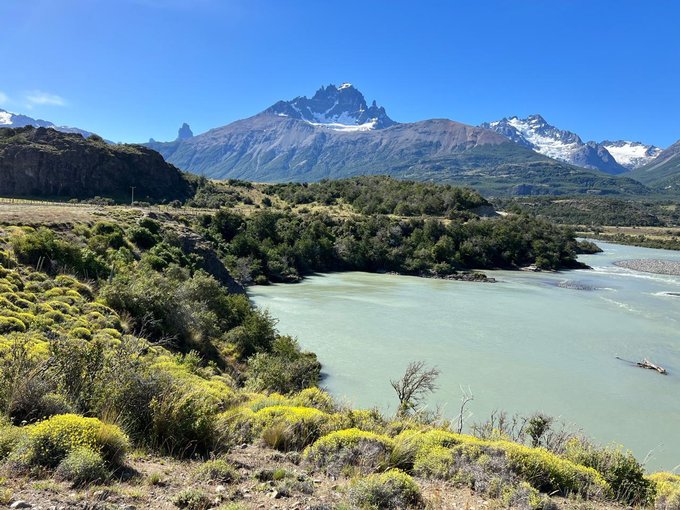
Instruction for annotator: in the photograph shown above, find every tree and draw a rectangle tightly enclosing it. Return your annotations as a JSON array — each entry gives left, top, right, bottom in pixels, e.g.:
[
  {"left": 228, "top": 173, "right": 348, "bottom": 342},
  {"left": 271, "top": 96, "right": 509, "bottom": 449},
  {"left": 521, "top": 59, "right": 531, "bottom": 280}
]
[{"left": 390, "top": 361, "right": 440, "bottom": 417}]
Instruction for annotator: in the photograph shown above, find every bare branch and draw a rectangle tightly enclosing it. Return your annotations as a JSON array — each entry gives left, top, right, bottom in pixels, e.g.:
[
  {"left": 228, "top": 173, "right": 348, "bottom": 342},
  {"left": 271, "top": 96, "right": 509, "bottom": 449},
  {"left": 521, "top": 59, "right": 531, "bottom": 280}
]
[{"left": 390, "top": 361, "right": 440, "bottom": 417}]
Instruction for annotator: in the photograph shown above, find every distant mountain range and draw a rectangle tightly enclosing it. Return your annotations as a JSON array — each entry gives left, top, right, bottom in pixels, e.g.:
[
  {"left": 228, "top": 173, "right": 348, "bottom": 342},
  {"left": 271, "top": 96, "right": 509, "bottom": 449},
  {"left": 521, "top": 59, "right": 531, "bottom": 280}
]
[
  {"left": 145, "top": 84, "right": 651, "bottom": 196},
  {"left": 0, "top": 108, "right": 96, "bottom": 139},
  {"left": 1, "top": 85, "right": 676, "bottom": 197},
  {"left": 480, "top": 115, "right": 662, "bottom": 174}
]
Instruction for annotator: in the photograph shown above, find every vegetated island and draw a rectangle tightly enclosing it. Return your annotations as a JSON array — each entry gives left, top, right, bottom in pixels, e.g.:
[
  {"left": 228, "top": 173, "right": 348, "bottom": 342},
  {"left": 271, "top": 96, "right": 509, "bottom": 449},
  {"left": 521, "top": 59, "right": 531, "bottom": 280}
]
[{"left": 1, "top": 128, "right": 676, "bottom": 509}]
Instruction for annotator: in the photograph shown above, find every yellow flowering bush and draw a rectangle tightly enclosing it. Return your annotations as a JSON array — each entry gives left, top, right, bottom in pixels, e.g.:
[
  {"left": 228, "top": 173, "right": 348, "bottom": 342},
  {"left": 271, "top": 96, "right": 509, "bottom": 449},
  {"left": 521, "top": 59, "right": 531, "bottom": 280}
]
[{"left": 25, "top": 414, "right": 128, "bottom": 467}]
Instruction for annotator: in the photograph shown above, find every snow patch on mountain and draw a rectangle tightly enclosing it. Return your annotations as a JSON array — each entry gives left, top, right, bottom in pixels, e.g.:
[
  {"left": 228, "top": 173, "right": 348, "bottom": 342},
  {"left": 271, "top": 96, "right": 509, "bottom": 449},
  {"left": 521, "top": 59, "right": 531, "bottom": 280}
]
[
  {"left": 308, "top": 119, "right": 378, "bottom": 132},
  {"left": 504, "top": 116, "right": 581, "bottom": 161},
  {"left": 600, "top": 141, "right": 663, "bottom": 169},
  {"left": 0, "top": 111, "right": 12, "bottom": 125}
]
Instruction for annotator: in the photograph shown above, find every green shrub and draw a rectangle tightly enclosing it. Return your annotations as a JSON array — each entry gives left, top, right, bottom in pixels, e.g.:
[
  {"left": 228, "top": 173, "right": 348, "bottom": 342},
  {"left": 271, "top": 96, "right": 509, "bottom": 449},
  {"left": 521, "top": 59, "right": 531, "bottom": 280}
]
[
  {"left": 55, "top": 447, "right": 109, "bottom": 486},
  {"left": 304, "top": 428, "right": 394, "bottom": 476},
  {"left": 11, "top": 228, "right": 108, "bottom": 278},
  {"left": 138, "top": 217, "right": 161, "bottom": 234},
  {"left": 0, "top": 422, "right": 27, "bottom": 459},
  {"left": 91, "top": 221, "right": 124, "bottom": 237},
  {"left": 25, "top": 414, "right": 128, "bottom": 467},
  {"left": 215, "top": 406, "right": 256, "bottom": 447},
  {"left": 150, "top": 386, "right": 218, "bottom": 456},
  {"left": 342, "top": 409, "right": 386, "bottom": 434},
  {"left": 68, "top": 326, "right": 93, "bottom": 340},
  {"left": 173, "top": 488, "right": 212, "bottom": 510},
  {"left": 194, "top": 458, "right": 238, "bottom": 483},
  {"left": 128, "top": 226, "right": 158, "bottom": 249},
  {"left": 36, "top": 392, "right": 75, "bottom": 419},
  {"left": 246, "top": 336, "right": 321, "bottom": 393},
  {"left": 564, "top": 438, "right": 655, "bottom": 505},
  {"left": 348, "top": 469, "right": 423, "bottom": 509},
  {"left": 0, "top": 316, "right": 26, "bottom": 333},
  {"left": 292, "top": 387, "right": 337, "bottom": 413}
]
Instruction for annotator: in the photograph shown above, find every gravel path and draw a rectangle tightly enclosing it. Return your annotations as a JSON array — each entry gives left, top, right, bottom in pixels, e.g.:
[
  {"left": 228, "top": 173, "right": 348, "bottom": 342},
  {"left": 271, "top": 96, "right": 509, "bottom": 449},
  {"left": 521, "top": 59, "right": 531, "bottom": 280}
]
[{"left": 614, "top": 259, "right": 680, "bottom": 275}]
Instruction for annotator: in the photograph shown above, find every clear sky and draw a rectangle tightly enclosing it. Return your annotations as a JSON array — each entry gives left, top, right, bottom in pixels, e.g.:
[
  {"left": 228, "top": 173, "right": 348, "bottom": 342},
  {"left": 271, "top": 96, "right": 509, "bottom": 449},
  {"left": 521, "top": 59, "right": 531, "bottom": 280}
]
[{"left": 1, "top": 0, "right": 678, "bottom": 146}]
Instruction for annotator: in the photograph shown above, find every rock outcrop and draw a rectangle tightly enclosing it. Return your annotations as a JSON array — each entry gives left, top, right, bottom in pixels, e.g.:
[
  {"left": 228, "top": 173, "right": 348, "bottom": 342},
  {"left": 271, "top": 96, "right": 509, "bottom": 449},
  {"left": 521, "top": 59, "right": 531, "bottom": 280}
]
[{"left": 0, "top": 126, "right": 194, "bottom": 202}]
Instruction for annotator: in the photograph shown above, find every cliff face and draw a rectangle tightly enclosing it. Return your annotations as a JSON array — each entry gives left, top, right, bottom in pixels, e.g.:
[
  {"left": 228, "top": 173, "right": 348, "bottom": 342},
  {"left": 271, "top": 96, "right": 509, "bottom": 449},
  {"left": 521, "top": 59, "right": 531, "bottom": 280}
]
[{"left": 0, "top": 126, "right": 194, "bottom": 201}]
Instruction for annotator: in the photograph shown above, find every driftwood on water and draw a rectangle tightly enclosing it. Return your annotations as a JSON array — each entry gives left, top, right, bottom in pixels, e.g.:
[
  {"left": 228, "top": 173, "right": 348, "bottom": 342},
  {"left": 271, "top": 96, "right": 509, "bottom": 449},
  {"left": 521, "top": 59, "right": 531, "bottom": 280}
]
[{"left": 616, "top": 356, "right": 668, "bottom": 375}]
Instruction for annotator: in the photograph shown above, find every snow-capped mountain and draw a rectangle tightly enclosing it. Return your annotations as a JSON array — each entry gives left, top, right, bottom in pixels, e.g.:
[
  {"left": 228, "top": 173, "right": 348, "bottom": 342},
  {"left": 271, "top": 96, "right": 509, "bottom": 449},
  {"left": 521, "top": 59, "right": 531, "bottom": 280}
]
[
  {"left": 480, "top": 114, "right": 663, "bottom": 174},
  {"left": 600, "top": 140, "right": 662, "bottom": 170},
  {"left": 480, "top": 114, "right": 626, "bottom": 174},
  {"left": 264, "top": 83, "right": 396, "bottom": 131},
  {"left": 0, "top": 108, "right": 95, "bottom": 138},
  {"left": 145, "top": 83, "right": 650, "bottom": 196}
]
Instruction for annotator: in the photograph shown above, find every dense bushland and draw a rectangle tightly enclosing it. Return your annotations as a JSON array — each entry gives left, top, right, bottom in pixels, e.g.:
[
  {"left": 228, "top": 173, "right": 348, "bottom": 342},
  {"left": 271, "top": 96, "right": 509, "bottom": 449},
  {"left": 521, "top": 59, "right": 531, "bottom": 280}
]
[
  {"left": 265, "top": 176, "right": 490, "bottom": 218},
  {"left": 203, "top": 209, "right": 586, "bottom": 284}
]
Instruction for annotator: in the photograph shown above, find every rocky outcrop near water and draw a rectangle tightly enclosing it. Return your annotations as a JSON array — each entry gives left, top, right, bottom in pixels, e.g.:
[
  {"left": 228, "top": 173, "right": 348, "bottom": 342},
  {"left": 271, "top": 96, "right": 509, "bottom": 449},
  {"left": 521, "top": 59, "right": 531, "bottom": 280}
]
[{"left": 0, "top": 126, "right": 194, "bottom": 202}]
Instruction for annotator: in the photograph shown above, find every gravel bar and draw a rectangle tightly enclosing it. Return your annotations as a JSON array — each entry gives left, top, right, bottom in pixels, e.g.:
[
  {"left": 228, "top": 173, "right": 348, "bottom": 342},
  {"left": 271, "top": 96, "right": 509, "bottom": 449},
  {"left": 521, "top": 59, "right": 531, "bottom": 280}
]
[{"left": 614, "top": 259, "right": 680, "bottom": 276}]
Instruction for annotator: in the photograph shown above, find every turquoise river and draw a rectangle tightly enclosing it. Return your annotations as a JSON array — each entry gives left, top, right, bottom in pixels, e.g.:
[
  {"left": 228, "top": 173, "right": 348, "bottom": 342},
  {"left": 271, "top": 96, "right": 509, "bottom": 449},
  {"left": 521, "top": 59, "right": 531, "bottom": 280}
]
[{"left": 249, "top": 242, "right": 680, "bottom": 471}]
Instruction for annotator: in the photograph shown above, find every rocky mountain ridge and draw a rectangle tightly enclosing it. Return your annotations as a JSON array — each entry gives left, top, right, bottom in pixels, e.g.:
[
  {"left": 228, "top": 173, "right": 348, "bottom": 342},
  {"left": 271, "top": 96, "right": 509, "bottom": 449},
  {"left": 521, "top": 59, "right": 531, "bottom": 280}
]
[
  {"left": 481, "top": 114, "right": 662, "bottom": 174},
  {"left": 264, "top": 83, "right": 396, "bottom": 131}
]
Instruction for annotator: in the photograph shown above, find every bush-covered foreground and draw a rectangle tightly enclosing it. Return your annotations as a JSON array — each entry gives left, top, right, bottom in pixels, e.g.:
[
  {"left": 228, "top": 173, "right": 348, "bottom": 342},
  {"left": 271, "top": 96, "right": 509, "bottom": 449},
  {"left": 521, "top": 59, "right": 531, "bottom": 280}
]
[{"left": 0, "top": 191, "right": 674, "bottom": 509}]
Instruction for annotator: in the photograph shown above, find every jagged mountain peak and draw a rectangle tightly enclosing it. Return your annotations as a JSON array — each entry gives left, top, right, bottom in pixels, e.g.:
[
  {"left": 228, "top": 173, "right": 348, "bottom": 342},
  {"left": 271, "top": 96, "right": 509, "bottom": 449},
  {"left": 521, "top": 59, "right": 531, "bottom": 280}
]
[
  {"left": 264, "top": 83, "right": 396, "bottom": 131},
  {"left": 177, "top": 122, "right": 193, "bottom": 141}
]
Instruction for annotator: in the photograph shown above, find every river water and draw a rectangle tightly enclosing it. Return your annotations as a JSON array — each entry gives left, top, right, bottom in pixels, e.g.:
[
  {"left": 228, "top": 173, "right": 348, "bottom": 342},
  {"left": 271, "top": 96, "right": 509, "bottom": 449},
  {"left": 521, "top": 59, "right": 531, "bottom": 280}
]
[{"left": 249, "top": 242, "right": 680, "bottom": 471}]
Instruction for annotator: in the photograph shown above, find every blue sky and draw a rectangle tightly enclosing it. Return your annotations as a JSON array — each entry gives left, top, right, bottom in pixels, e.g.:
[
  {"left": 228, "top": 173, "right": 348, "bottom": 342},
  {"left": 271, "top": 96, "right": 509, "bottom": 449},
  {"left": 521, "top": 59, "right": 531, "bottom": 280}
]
[{"left": 1, "top": 0, "right": 678, "bottom": 146}]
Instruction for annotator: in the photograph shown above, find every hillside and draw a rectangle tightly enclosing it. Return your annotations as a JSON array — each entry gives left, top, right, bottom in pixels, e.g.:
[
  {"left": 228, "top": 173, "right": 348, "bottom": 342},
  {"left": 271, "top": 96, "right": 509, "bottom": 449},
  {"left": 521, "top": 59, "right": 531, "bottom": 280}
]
[
  {"left": 0, "top": 126, "right": 194, "bottom": 202},
  {"left": 0, "top": 189, "right": 672, "bottom": 510},
  {"left": 146, "top": 85, "right": 651, "bottom": 196},
  {"left": 628, "top": 139, "right": 680, "bottom": 191}
]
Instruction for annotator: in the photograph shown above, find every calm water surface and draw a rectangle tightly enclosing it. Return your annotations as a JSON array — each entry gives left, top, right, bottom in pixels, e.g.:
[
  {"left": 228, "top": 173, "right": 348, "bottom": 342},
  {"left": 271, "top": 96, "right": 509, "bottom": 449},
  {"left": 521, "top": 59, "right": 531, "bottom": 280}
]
[{"left": 249, "top": 242, "right": 680, "bottom": 471}]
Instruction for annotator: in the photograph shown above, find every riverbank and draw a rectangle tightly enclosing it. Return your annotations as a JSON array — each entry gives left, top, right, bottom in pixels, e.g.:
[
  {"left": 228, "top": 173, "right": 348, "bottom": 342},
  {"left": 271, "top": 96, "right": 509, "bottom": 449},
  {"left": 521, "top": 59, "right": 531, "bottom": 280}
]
[
  {"left": 250, "top": 242, "right": 680, "bottom": 472},
  {"left": 614, "top": 258, "right": 680, "bottom": 275}
]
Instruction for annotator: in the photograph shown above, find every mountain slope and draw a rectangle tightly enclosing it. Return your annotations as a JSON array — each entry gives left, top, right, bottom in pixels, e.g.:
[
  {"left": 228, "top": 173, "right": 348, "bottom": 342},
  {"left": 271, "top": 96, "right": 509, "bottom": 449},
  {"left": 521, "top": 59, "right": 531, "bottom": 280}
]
[
  {"left": 0, "top": 108, "right": 96, "bottom": 139},
  {"left": 480, "top": 115, "right": 629, "bottom": 174},
  {"left": 601, "top": 140, "right": 663, "bottom": 170},
  {"left": 0, "top": 126, "right": 193, "bottom": 201},
  {"left": 628, "top": 139, "right": 680, "bottom": 190},
  {"left": 146, "top": 85, "right": 650, "bottom": 196}
]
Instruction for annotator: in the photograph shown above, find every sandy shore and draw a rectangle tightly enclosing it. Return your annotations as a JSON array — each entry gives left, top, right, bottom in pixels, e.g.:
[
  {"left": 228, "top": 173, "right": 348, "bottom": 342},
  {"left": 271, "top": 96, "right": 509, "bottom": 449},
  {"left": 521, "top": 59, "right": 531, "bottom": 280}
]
[{"left": 614, "top": 258, "right": 680, "bottom": 275}]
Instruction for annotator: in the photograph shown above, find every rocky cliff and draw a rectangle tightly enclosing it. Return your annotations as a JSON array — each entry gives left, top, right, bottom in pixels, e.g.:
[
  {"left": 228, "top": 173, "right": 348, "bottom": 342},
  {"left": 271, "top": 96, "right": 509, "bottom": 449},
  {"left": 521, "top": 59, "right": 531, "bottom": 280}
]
[{"left": 0, "top": 126, "right": 194, "bottom": 201}]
